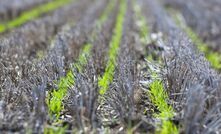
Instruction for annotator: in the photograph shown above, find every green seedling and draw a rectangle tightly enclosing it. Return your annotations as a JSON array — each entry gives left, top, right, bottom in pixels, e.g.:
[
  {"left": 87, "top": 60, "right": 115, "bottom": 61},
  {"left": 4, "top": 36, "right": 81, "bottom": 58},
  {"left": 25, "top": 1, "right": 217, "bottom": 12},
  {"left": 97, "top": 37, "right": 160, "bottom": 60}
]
[
  {"left": 168, "top": 8, "right": 221, "bottom": 70},
  {"left": 149, "top": 80, "right": 179, "bottom": 134},
  {"left": 99, "top": 0, "right": 127, "bottom": 95},
  {"left": 47, "top": 44, "right": 92, "bottom": 118},
  {"left": 0, "top": 0, "right": 72, "bottom": 33},
  {"left": 144, "top": 65, "right": 178, "bottom": 133}
]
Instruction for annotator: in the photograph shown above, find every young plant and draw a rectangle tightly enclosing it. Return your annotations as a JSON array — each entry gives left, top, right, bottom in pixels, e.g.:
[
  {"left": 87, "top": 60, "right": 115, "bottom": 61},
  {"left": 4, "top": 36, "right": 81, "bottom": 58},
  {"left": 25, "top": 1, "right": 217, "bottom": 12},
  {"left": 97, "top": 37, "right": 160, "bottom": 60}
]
[
  {"left": 0, "top": 0, "right": 72, "bottom": 33},
  {"left": 149, "top": 79, "right": 178, "bottom": 134},
  {"left": 47, "top": 44, "right": 92, "bottom": 118},
  {"left": 99, "top": 0, "right": 127, "bottom": 95}
]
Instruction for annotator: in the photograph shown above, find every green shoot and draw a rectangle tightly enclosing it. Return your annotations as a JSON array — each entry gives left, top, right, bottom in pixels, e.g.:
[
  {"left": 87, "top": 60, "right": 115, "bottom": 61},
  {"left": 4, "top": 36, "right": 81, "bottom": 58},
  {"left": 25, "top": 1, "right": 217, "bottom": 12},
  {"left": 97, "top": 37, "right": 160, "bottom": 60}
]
[
  {"left": 160, "top": 120, "right": 179, "bottom": 134},
  {"left": 168, "top": 8, "right": 221, "bottom": 70},
  {"left": 149, "top": 80, "right": 179, "bottom": 134},
  {"left": 98, "top": 0, "right": 127, "bottom": 95},
  {"left": 46, "top": 44, "right": 92, "bottom": 118},
  {"left": 150, "top": 80, "right": 173, "bottom": 118},
  {"left": 0, "top": 0, "right": 72, "bottom": 33}
]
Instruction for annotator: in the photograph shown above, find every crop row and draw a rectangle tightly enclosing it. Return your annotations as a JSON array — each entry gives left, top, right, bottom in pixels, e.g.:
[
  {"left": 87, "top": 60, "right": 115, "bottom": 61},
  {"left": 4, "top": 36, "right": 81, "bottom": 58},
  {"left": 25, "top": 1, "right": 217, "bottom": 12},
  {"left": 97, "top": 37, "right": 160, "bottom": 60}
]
[
  {"left": 142, "top": 0, "right": 221, "bottom": 133},
  {"left": 163, "top": 0, "right": 221, "bottom": 52},
  {"left": 167, "top": 7, "right": 221, "bottom": 71},
  {"left": 46, "top": 0, "right": 116, "bottom": 121},
  {"left": 0, "top": 0, "right": 52, "bottom": 22},
  {"left": 134, "top": 1, "right": 178, "bottom": 133},
  {"left": 62, "top": 0, "right": 120, "bottom": 132},
  {"left": 98, "top": 0, "right": 127, "bottom": 95},
  {"left": 0, "top": 0, "right": 74, "bottom": 33}
]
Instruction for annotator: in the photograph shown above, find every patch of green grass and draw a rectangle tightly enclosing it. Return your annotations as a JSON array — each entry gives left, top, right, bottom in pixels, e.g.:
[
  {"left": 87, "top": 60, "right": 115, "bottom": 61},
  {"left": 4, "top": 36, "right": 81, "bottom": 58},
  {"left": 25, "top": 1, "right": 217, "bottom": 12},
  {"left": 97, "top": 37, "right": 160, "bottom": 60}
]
[
  {"left": 36, "top": 50, "right": 45, "bottom": 60},
  {"left": 0, "top": 0, "right": 72, "bottom": 33},
  {"left": 160, "top": 120, "right": 179, "bottom": 134},
  {"left": 149, "top": 80, "right": 179, "bottom": 134},
  {"left": 98, "top": 0, "right": 127, "bottom": 95},
  {"left": 143, "top": 57, "right": 178, "bottom": 133},
  {"left": 150, "top": 80, "right": 173, "bottom": 118},
  {"left": 168, "top": 8, "right": 221, "bottom": 70},
  {"left": 46, "top": 44, "right": 92, "bottom": 118}
]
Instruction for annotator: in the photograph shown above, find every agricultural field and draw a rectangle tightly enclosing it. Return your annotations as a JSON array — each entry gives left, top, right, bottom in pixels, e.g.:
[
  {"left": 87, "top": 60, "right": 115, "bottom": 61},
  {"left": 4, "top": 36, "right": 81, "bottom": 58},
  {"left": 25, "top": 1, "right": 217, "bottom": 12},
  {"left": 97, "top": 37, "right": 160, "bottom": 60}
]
[{"left": 0, "top": 0, "right": 221, "bottom": 133}]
